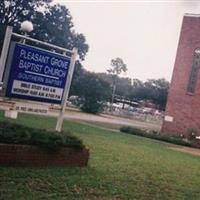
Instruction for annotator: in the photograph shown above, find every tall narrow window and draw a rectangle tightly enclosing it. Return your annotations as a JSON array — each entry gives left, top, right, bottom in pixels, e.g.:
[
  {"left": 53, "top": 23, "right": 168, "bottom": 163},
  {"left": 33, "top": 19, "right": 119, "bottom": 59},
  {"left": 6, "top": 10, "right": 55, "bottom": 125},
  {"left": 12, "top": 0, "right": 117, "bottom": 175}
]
[{"left": 187, "top": 48, "right": 200, "bottom": 93}]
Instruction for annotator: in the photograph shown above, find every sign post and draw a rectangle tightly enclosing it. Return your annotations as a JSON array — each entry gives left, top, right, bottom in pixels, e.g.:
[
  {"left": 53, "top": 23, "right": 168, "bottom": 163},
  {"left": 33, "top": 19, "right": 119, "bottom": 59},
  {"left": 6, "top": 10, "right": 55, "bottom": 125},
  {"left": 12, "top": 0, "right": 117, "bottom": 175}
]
[
  {"left": 56, "top": 48, "right": 77, "bottom": 132},
  {"left": 0, "top": 26, "right": 13, "bottom": 83}
]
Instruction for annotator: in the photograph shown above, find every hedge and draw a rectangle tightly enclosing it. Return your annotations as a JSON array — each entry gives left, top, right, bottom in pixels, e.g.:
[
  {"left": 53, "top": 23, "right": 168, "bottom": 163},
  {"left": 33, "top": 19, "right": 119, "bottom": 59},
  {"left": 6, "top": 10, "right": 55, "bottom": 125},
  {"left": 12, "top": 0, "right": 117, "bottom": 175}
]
[
  {"left": 120, "top": 126, "right": 194, "bottom": 147},
  {"left": 0, "top": 121, "right": 84, "bottom": 151}
]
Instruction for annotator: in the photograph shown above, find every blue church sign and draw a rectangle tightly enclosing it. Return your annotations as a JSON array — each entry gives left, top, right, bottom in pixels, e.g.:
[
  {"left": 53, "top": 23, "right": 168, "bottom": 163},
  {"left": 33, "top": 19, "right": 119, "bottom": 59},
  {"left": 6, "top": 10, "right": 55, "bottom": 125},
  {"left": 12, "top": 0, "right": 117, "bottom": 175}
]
[{"left": 4, "top": 42, "right": 71, "bottom": 104}]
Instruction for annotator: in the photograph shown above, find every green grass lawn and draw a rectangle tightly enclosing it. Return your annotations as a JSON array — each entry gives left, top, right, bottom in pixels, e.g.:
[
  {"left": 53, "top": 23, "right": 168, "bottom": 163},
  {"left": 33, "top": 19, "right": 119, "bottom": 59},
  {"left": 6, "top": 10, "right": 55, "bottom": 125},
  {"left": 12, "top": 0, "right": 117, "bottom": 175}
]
[{"left": 0, "top": 112, "right": 200, "bottom": 200}]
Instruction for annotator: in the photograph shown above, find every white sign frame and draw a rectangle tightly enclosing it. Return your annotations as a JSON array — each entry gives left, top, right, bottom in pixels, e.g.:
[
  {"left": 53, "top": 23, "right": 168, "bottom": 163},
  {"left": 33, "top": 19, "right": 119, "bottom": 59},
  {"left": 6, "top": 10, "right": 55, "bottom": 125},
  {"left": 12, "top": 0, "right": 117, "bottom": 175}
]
[{"left": 0, "top": 26, "right": 77, "bottom": 132}]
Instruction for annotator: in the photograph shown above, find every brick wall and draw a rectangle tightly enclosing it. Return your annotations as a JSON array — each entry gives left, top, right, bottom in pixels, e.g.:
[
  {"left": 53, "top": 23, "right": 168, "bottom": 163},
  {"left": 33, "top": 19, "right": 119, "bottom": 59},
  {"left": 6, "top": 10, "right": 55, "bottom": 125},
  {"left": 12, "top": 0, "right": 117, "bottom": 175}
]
[
  {"left": 162, "top": 14, "right": 200, "bottom": 137},
  {"left": 0, "top": 144, "right": 89, "bottom": 167}
]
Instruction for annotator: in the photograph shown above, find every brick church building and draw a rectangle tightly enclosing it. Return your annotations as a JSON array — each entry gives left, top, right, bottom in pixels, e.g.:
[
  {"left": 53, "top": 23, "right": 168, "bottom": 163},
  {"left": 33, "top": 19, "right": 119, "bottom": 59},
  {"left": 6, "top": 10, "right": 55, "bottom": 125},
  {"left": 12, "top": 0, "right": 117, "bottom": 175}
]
[{"left": 162, "top": 14, "right": 200, "bottom": 138}]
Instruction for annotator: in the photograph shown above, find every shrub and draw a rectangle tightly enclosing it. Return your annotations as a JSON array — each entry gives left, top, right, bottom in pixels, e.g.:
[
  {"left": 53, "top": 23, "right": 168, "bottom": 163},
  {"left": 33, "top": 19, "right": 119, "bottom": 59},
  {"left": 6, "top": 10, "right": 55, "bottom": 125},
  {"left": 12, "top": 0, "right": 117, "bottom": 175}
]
[
  {"left": 0, "top": 121, "right": 84, "bottom": 151},
  {"left": 120, "top": 126, "right": 146, "bottom": 136},
  {"left": 78, "top": 72, "right": 111, "bottom": 114},
  {"left": 80, "top": 98, "right": 104, "bottom": 114},
  {"left": 120, "top": 126, "right": 194, "bottom": 147}
]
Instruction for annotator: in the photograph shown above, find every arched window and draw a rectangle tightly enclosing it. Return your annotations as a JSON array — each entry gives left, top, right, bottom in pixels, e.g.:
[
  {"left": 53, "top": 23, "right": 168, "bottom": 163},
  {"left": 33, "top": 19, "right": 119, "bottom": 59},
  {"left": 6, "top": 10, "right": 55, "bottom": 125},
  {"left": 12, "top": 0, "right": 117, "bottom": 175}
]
[{"left": 187, "top": 48, "right": 200, "bottom": 93}]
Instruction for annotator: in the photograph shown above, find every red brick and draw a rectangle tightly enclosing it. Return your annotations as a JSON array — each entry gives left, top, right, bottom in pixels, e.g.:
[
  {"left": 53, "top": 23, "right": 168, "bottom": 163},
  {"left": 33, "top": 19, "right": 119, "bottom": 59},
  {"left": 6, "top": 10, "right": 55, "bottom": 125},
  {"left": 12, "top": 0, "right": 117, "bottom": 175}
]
[
  {"left": 0, "top": 144, "right": 89, "bottom": 167},
  {"left": 162, "top": 14, "right": 200, "bottom": 138}
]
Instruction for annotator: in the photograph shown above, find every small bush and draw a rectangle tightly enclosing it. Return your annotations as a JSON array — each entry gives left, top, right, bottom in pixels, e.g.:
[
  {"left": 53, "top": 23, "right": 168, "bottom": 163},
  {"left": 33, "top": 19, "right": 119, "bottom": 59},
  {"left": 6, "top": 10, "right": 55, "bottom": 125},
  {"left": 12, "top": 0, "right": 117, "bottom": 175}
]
[
  {"left": 0, "top": 121, "right": 84, "bottom": 151},
  {"left": 81, "top": 99, "right": 103, "bottom": 114},
  {"left": 120, "top": 126, "right": 146, "bottom": 136},
  {"left": 120, "top": 126, "right": 194, "bottom": 147}
]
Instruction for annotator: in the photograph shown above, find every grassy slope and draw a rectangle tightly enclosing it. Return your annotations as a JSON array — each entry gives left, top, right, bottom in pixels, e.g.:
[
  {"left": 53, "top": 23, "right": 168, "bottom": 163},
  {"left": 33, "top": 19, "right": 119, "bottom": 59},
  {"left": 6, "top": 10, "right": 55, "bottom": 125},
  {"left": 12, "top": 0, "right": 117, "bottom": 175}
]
[{"left": 0, "top": 112, "right": 200, "bottom": 200}]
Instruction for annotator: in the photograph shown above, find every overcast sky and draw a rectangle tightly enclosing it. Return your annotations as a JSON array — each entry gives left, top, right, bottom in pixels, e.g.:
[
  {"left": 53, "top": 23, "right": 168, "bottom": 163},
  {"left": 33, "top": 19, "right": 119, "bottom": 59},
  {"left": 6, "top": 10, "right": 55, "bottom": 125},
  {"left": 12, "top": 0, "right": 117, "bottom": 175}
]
[{"left": 56, "top": 0, "right": 200, "bottom": 81}]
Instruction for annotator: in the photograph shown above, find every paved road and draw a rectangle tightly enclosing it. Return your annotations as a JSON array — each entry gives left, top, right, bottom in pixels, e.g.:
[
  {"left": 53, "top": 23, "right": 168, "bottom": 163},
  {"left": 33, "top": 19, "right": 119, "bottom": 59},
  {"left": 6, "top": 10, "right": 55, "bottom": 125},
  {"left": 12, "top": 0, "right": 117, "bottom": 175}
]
[
  {"left": 0, "top": 98, "right": 161, "bottom": 131},
  {"left": 61, "top": 110, "right": 161, "bottom": 131}
]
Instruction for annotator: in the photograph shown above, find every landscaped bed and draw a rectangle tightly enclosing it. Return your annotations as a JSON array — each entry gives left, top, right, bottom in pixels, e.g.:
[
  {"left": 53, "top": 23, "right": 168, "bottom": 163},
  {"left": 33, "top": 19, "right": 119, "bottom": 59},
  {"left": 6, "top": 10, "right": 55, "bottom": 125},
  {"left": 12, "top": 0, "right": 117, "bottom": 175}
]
[
  {"left": 0, "top": 121, "right": 89, "bottom": 167},
  {"left": 120, "top": 126, "right": 198, "bottom": 148}
]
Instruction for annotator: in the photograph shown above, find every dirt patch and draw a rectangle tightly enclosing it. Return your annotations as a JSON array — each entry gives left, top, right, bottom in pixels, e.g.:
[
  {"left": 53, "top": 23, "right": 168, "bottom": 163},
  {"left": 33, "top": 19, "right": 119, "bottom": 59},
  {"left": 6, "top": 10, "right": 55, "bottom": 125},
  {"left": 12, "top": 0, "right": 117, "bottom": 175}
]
[{"left": 169, "top": 146, "right": 200, "bottom": 157}]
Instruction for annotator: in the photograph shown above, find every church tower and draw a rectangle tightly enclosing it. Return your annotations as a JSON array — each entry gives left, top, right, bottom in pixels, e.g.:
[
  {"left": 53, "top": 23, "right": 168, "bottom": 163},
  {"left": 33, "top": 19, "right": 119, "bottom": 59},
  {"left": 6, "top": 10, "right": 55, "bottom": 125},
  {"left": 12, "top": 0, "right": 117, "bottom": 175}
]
[{"left": 162, "top": 14, "right": 200, "bottom": 138}]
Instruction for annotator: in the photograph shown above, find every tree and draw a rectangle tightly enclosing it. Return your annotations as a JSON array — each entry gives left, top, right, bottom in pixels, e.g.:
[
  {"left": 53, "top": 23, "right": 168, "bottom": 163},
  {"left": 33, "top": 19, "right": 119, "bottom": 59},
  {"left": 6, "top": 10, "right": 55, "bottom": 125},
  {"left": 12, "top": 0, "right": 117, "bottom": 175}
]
[
  {"left": 107, "top": 58, "right": 127, "bottom": 109},
  {"left": 115, "top": 77, "right": 132, "bottom": 98},
  {"left": 0, "top": 0, "right": 51, "bottom": 26},
  {"left": 107, "top": 58, "right": 127, "bottom": 75},
  {"left": 0, "top": 1, "right": 89, "bottom": 60},
  {"left": 70, "top": 60, "right": 86, "bottom": 96},
  {"left": 144, "top": 79, "right": 169, "bottom": 110},
  {"left": 0, "top": 0, "right": 51, "bottom": 49},
  {"left": 130, "top": 79, "right": 146, "bottom": 100},
  {"left": 29, "top": 4, "right": 88, "bottom": 60},
  {"left": 97, "top": 73, "right": 132, "bottom": 98},
  {"left": 78, "top": 72, "right": 111, "bottom": 114},
  {"left": 130, "top": 78, "right": 169, "bottom": 110}
]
